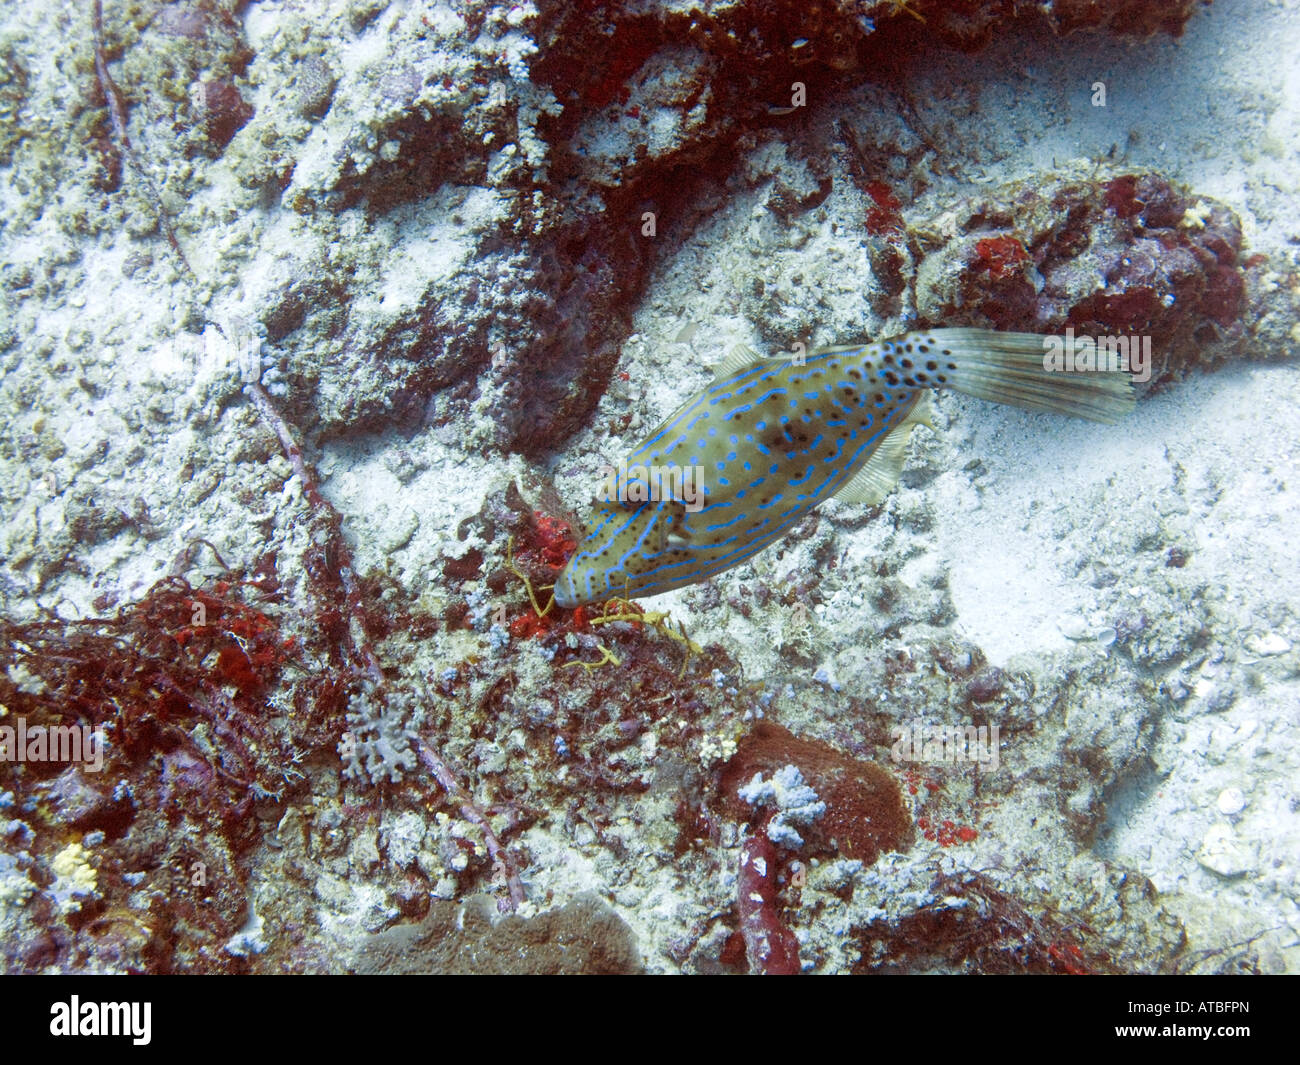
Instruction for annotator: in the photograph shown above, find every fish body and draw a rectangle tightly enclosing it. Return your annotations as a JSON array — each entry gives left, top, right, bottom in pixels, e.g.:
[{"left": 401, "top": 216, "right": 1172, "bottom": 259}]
[{"left": 553, "top": 328, "right": 1134, "bottom": 608}]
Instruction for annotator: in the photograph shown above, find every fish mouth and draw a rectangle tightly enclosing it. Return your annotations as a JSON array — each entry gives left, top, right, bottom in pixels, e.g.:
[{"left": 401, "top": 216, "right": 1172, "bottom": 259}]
[{"left": 552, "top": 569, "right": 579, "bottom": 609}]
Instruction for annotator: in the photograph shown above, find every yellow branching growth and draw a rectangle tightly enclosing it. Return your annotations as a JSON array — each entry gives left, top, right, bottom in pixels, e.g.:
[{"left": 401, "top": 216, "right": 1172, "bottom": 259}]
[
  {"left": 590, "top": 598, "right": 702, "bottom": 678},
  {"left": 884, "top": 0, "right": 927, "bottom": 23},
  {"left": 505, "top": 536, "right": 555, "bottom": 618},
  {"left": 502, "top": 546, "right": 699, "bottom": 676},
  {"left": 562, "top": 643, "right": 622, "bottom": 671}
]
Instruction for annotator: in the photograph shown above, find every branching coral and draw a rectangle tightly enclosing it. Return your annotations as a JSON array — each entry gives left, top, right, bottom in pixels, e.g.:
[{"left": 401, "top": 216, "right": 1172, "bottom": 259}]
[
  {"left": 340, "top": 682, "right": 419, "bottom": 786},
  {"left": 738, "top": 765, "right": 827, "bottom": 849}
]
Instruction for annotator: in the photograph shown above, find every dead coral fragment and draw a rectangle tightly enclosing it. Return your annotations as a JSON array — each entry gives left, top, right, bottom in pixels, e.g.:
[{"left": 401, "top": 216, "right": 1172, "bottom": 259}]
[
  {"left": 350, "top": 895, "right": 640, "bottom": 975},
  {"left": 47, "top": 841, "right": 99, "bottom": 915},
  {"left": 916, "top": 168, "right": 1249, "bottom": 389},
  {"left": 722, "top": 722, "right": 913, "bottom": 864},
  {"left": 196, "top": 76, "right": 254, "bottom": 152},
  {"left": 856, "top": 870, "right": 1118, "bottom": 974},
  {"left": 737, "top": 830, "right": 801, "bottom": 976}
]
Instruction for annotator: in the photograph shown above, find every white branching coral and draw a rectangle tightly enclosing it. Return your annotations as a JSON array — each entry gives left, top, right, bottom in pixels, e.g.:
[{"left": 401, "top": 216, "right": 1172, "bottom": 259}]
[
  {"left": 47, "top": 841, "right": 99, "bottom": 914},
  {"left": 738, "top": 764, "right": 826, "bottom": 848},
  {"left": 340, "top": 682, "right": 421, "bottom": 786}
]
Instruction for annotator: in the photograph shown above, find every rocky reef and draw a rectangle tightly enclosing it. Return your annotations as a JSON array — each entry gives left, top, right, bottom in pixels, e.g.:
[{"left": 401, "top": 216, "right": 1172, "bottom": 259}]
[{"left": 1, "top": 0, "right": 1298, "bottom": 975}]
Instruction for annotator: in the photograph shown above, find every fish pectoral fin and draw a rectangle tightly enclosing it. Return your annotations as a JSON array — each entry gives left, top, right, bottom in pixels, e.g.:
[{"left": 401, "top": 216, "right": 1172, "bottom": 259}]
[
  {"left": 665, "top": 524, "right": 693, "bottom": 550},
  {"left": 659, "top": 502, "right": 695, "bottom": 551},
  {"left": 834, "top": 428, "right": 913, "bottom": 506},
  {"left": 834, "top": 395, "right": 934, "bottom": 506}
]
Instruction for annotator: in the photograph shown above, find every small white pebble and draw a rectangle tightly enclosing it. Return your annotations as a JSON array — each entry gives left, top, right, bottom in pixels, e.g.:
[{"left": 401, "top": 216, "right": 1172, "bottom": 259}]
[
  {"left": 1244, "top": 632, "right": 1290, "bottom": 656},
  {"left": 1216, "top": 787, "right": 1246, "bottom": 816},
  {"left": 1058, "top": 616, "right": 1089, "bottom": 640}
]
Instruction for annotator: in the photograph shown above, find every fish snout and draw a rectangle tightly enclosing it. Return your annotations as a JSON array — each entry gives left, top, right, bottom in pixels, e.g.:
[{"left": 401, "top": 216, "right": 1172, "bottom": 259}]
[{"left": 552, "top": 564, "right": 581, "bottom": 609}]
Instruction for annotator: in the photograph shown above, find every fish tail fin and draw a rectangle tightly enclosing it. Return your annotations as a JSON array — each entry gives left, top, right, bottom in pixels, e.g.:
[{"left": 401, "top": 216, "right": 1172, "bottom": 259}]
[{"left": 925, "top": 328, "right": 1136, "bottom": 424}]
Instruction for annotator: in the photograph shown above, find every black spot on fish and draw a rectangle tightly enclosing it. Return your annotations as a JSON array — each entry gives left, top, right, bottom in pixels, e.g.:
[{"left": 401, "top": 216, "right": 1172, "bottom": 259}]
[{"left": 763, "top": 424, "right": 792, "bottom": 449}]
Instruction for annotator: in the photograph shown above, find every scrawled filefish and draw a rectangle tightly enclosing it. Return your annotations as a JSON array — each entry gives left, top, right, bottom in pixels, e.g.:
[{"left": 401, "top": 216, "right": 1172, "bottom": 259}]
[{"left": 553, "top": 328, "right": 1134, "bottom": 608}]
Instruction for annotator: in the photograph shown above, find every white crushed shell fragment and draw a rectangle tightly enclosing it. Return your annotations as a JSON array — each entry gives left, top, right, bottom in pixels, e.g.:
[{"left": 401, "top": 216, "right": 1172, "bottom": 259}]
[
  {"left": 752, "top": 857, "right": 767, "bottom": 877},
  {"left": 1196, "top": 823, "right": 1254, "bottom": 877},
  {"left": 1216, "top": 787, "right": 1246, "bottom": 816},
  {"left": 1244, "top": 632, "right": 1290, "bottom": 656}
]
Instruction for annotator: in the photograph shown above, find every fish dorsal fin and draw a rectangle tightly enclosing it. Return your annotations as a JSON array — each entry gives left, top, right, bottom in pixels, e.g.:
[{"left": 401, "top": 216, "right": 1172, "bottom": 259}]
[
  {"left": 834, "top": 394, "right": 934, "bottom": 506},
  {"left": 709, "top": 344, "right": 766, "bottom": 383}
]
